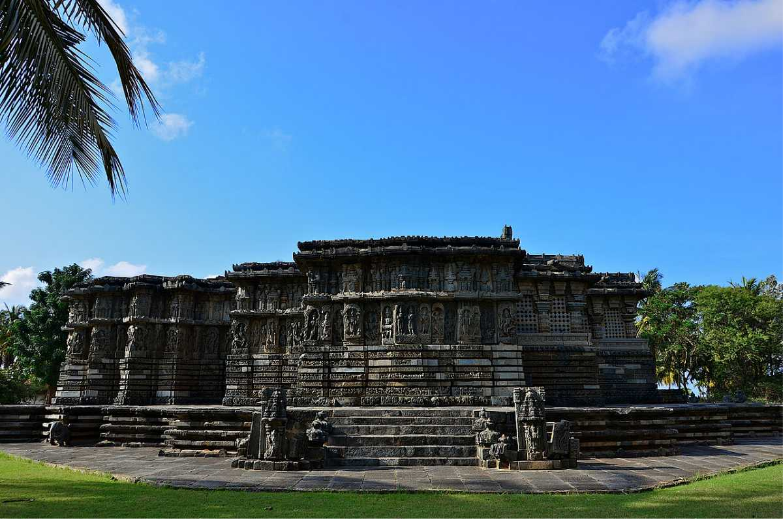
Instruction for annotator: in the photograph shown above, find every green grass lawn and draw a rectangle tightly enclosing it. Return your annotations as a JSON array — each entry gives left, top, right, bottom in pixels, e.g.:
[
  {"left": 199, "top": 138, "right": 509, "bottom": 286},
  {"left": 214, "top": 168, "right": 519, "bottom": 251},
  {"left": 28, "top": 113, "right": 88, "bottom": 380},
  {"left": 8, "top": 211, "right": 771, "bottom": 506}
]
[{"left": 0, "top": 453, "right": 781, "bottom": 518}]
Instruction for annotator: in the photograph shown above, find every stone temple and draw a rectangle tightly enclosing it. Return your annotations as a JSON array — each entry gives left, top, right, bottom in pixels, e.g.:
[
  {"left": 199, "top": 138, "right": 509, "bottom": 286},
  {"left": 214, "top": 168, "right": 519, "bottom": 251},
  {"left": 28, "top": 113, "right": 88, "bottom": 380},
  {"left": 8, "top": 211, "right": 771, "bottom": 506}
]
[
  {"left": 2, "top": 226, "right": 774, "bottom": 468},
  {"left": 54, "top": 227, "right": 657, "bottom": 409}
]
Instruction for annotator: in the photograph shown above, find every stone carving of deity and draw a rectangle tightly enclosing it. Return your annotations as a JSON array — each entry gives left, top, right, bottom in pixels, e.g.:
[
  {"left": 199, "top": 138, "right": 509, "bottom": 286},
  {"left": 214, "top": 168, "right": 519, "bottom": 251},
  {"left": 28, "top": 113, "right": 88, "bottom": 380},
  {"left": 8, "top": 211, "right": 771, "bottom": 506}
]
[
  {"left": 406, "top": 305, "right": 416, "bottom": 335},
  {"left": 344, "top": 305, "right": 360, "bottom": 338},
  {"left": 307, "top": 271, "right": 320, "bottom": 294},
  {"left": 289, "top": 320, "right": 302, "bottom": 348},
  {"left": 365, "top": 309, "right": 379, "bottom": 341},
  {"left": 67, "top": 331, "right": 85, "bottom": 357},
  {"left": 381, "top": 306, "right": 393, "bottom": 341},
  {"left": 126, "top": 325, "right": 147, "bottom": 357},
  {"left": 418, "top": 304, "right": 430, "bottom": 336},
  {"left": 471, "top": 307, "right": 481, "bottom": 337},
  {"left": 230, "top": 321, "right": 247, "bottom": 353},
  {"left": 394, "top": 305, "right": 404, "bottom": 337},
  {"left": 266, "top": 320, "right": 277, "bottom": 351},
  {"left": 256, "top": 285, "right": 267, "bottom": 311},
  {"left": 94, "top": 296, "right": 112, "bottom": 319},
  {"left": 165, "top": 327, "right": 180, "bottom": 356},
  {"left": 257, "top": 322, "right": 267, "bottom": 352},
  {"left": 170, "top": 297, "right": 180, "bottom": 320},
  {"left": 204, "top": 327, "right": 220, "bottom": 357},
  {"left": 90, "top": 328, "right": 109, "bottom": 357},
  {"left": 431, "top": 306, "right": 444, "bottom": 340},
  {"left": 500, "top": 306, "right": 514, "bottom": 338},
  {"left": 514, "top": 387, "right": 547, "bottom": 461},
  {"left": 305, "top": 308, "right": 319, "bottom": 341},
  {"left": 278, "top": 321, "right": 287, "bottom": 350},
  {"left": 236, "top": 286, "right": 251, "bottom": 311},
  {"left": 320, "top": 309, "right": 331, "bottom": 341},
  {"left": 459, "top": 307, "right": 471, "bottom": 340},
  {"left": 69, "top": 300, "right": 87, "bottom": 323}
]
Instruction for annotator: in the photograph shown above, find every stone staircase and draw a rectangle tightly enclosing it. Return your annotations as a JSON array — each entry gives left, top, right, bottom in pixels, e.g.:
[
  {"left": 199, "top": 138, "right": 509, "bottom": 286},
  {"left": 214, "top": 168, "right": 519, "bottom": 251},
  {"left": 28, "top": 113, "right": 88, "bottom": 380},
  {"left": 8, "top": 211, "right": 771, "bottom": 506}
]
[{"left": 325, "top": 408, "right": 478, "bottom": 466}]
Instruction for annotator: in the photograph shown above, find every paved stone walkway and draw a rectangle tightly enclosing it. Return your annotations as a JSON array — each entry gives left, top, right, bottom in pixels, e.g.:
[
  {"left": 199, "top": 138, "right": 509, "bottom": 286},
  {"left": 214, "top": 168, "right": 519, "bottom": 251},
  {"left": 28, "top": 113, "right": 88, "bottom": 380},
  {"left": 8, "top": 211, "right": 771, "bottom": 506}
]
[{"left": 1, "top": 439, "right": 780, "bottom": 493}]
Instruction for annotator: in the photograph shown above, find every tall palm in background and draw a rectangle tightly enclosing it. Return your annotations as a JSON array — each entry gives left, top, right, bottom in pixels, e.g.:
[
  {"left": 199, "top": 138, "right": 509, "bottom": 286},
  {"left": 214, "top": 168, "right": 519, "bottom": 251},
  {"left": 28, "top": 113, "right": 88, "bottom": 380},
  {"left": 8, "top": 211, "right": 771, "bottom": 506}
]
[
  {"left": 1, "top": 303, "right": 24, "bottom": 368},
  {"left": 0, "top": 0, "right": 160, "bottom": 196}
]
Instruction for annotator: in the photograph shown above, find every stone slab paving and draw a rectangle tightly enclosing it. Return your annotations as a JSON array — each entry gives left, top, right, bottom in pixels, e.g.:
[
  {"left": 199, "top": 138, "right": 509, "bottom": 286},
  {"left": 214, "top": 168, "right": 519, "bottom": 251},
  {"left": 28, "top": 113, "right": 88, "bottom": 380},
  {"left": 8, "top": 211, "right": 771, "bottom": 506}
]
[{"left": 1, "top": 438, "right": 780, "bottom": 494}]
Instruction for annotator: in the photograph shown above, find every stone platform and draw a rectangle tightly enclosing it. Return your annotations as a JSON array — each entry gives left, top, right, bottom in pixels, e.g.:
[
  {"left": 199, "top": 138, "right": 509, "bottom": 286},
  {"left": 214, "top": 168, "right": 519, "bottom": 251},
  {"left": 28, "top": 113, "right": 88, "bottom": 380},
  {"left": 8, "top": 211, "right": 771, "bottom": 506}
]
[{"left": 0, "top": 438, "right": 780, "bottom": 493}]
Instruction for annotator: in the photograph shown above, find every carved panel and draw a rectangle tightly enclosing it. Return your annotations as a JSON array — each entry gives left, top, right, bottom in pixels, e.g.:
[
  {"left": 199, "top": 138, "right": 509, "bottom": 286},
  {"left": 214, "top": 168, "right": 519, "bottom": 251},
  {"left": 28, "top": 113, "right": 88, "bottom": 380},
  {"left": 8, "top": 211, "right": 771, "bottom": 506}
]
[
  {"left": 457, "top": 303, "right": 481, "bottom": 344},
  {"left": 498, "top": 302, "right": 516, "bottom": 343}
]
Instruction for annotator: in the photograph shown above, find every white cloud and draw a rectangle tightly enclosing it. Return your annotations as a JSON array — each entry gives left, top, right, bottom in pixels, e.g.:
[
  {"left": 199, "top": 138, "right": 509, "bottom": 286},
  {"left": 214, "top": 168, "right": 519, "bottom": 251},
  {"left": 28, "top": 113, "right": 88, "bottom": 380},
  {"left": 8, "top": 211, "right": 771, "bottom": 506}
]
[
  {"left": 165, "top": 52, "right": 206, "bottom": 85},
  {"left": 80, "top": 257, "right": 105, "bottom": 273},
  {"left": 101, "top": 1, "right": 204, "bottom": 137},
  {"left": 79, "top": 258, "right": 147, "bottom": 277},
  {"left": 132, "top": 49, "right": 160, "bottom": 84},
  {"left": 600, "top": 0, "right": 783, "bottom": 82},
  {"left": 151, "top": 113, "right": 194, "bottom": 141},
  {"left": 103, "top": 261, "right": 147, "bottom": 277},
  {"left": 98, "top": 0, "right": 129, "bottom": 35},
  {"left": 0, "top": 267, "right": 39, "bottom": 307}
]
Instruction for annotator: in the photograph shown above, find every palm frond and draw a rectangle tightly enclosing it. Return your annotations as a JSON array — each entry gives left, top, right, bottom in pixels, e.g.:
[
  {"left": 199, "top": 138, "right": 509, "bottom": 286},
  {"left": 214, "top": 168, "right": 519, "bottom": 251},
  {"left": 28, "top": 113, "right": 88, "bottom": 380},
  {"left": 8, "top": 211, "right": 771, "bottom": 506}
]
[{"left": 0, "top": 0, "right": 160, "bottom": 196}]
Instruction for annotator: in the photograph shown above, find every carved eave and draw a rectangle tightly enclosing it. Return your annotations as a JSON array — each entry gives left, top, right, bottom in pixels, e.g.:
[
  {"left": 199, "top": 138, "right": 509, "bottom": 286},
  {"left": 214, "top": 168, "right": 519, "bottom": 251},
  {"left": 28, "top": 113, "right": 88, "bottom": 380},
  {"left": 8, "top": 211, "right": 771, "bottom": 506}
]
[
  {"left": 294, "top": 245, "right": 526, "bottom": 264},
  {"left": 587, "top": 272, "right": 647, "bottom": 297},
  {"left": 226, "top": 262, "right": 305, "bottom": 280},
  {"left": 298, "top": 235, "right": 521, "bottom": 251}
]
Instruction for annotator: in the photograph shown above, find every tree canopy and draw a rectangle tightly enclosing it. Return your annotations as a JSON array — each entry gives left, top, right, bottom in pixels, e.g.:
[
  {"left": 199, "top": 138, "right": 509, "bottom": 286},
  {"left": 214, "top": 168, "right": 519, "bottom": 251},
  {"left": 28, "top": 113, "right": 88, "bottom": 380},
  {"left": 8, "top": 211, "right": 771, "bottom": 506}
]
[
  {"left": 9, "top": 264, "right": 92, "bottom": 398},
  {"left": 638, "top": 271, "right": 783, "bottom": 401}
]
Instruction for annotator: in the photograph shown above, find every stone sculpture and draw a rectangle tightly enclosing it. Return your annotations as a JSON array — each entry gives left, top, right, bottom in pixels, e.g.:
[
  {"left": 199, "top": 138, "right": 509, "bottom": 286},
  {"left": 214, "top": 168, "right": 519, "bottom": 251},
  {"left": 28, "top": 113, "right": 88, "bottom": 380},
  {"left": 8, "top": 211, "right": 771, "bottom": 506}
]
[
  {"left": 48, "top": 421, "right": 71, "bottom": 447},
  {"left": 515, "top": 387, "right": 547, "bottom": 461}
]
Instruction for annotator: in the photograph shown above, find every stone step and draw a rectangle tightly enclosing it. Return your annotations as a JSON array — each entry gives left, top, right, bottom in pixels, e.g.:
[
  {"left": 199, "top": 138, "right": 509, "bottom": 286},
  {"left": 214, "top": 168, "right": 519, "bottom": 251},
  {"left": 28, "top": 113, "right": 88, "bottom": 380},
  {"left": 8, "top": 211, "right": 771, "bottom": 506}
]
[
  {"left": 326, "top": 456, "right": 479, "bottom": 467},
  {"left": 164, "top": 439, "right": 236, "bottom": 449},
  {"left": 99, "top": 424, "right": 170, "bottom": 433},
  {"left": 333, "top": 424, "right": 474, "bottom": 436},
  {"left": 326, "top": 445, "right": 476, "bottom": 458},
  {"left": 163, "top": 429, "right": 246, "bottom": 440},
  {"left": 329, "top": 434, "right": 475, "bottom": 447},
  {"left": 330, "top": 416, "right": 473, "bottom": 426},
  {"left": 328, "top": 408, "right": 476, "bottom": 418}
]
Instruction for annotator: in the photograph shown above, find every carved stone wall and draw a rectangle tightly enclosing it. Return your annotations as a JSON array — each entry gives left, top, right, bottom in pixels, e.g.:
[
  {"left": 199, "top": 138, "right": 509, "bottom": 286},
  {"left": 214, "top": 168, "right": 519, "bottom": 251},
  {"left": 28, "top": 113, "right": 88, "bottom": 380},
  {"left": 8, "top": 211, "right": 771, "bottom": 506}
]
[
  {"left": 222, "top": 263, "right": 306, "bottom": 406},
  {"left": 55, "top": 228, "right": 659, "bottom": 407},
  {"left": 54, "top": 275, "right": 234, "bottom": 405}
]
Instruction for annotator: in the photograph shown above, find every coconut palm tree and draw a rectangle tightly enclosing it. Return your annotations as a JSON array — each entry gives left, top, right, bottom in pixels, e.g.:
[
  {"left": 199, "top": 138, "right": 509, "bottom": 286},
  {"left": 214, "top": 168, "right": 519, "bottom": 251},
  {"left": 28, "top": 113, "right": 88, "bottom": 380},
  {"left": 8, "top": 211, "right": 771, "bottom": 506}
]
[
  {"left": 0, "top": 303, "right": 24, "bottom": 368},
  {"left": 0, "top": 0, "right": 160, "bottom": 196}
]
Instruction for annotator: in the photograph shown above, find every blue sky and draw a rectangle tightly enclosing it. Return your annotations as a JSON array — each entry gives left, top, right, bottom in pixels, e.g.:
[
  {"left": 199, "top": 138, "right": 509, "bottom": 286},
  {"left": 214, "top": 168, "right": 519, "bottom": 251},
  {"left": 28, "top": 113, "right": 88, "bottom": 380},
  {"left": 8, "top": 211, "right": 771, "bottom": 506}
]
[{"left": 1, "top": 0, "right": 781, "bottom": 306}]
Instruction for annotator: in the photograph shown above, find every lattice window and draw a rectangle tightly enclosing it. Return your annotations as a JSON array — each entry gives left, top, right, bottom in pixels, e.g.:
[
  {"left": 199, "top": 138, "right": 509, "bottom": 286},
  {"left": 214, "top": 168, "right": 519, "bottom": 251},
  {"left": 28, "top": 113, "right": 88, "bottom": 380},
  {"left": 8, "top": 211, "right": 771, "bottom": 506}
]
[
  {"left": 516, "top": 296, "right": 538, "bottom": 333},
  {"left": 604, "top": 309, "right": 625, "bottom": 338},
  {"left": 550, "top": 297, "right": 570, "bottom": 334}
]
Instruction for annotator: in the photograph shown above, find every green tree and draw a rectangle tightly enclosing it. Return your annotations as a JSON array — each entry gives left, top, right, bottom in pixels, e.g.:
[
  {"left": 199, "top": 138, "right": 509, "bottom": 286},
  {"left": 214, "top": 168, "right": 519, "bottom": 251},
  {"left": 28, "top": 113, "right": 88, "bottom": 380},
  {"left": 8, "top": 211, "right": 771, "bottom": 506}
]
[
  {"left": 637, "top": 281, "right": 703, "bottom": 392},
  {"left": 10, "top": 264, "right": 92, "bottom": 400},
  {"left": 0, "top": 303, "right": 24, "bottom": 368},
  {"left": 696, "top": 277, "right": 783, "bottom": 401},
  {"left": 0, "top": 0, "right": 160, "bottom": 196},
  {"left": 0, "top": 303, "right": 38, "bottom": 404}
]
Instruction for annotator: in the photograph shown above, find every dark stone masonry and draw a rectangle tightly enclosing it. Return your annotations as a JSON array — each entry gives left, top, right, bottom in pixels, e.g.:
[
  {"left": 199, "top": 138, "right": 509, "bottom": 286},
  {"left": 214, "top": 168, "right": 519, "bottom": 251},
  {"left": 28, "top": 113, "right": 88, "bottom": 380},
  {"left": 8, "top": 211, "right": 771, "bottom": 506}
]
[
  {"left": 4, "top": 227, "right": 777, "bottom": 471},
  {"left": 54, "top": 227, "right": 658, "bottom": 408}
]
